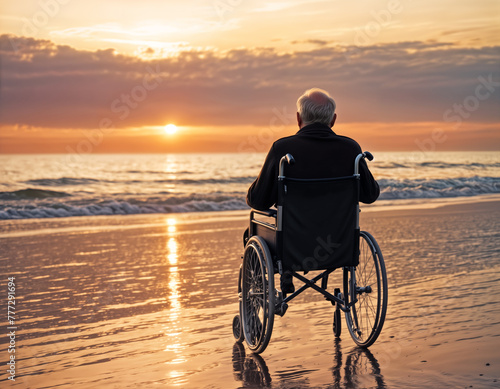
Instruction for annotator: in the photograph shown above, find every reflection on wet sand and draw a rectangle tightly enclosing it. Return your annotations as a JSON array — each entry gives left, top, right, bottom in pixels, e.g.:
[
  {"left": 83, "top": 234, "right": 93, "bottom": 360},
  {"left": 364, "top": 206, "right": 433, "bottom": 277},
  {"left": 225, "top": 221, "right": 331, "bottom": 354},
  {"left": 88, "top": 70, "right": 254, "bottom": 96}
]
[
  {"left": 232, "top": 339, "right": 386, "bottom": 388},
  {"left": 2, "top": 202, "right": 498, "bottom": 388},
  {"left": 232, "top": 343, "right": 272, "bottom": 387},
  {"left": 332, "top": 340, "right": 386, "bottom": 388},
  {"left": 163, "top": 217, "right": 187, "bottom": 375}
]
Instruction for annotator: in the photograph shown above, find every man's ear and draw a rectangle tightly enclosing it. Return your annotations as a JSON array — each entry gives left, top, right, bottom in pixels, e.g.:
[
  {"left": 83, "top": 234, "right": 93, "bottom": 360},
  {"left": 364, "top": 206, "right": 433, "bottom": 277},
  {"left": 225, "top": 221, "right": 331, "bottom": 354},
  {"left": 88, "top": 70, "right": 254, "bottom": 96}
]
[
  {"left": 330, "top": 113, "right": 337, "bottom": 127},
  {"left": 297, "top": 112, "right": 302, "bottom": 128}
]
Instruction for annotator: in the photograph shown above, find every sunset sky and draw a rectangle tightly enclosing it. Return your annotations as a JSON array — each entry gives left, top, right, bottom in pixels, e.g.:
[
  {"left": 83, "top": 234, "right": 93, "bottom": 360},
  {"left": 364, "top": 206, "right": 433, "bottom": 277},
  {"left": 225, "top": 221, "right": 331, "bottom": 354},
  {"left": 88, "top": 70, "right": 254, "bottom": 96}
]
[{"left": 0, "top": 0, "right": 499, "bottom": 153}]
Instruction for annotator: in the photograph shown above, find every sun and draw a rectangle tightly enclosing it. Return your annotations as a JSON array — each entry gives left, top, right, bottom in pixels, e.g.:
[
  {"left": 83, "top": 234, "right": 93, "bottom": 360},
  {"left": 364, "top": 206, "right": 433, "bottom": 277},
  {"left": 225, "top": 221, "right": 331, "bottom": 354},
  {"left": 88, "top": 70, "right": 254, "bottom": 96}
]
[{"left": 164, "top": 124, "right": 178, "bottom": 135}]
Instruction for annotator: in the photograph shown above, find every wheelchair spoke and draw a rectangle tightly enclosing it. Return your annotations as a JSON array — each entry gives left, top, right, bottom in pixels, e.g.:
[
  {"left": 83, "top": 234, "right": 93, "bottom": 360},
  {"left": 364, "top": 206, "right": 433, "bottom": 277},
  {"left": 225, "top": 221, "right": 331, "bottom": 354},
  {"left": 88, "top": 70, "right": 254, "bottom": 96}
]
[
  {"left": 240, "top": 237, "right": 275, "bottom": 353},
  {"left": 345, "top": 232, "right": 387, "bottom": 348},
  {"left": 358, "top": 296, "right": 376, "bottom": 332}
]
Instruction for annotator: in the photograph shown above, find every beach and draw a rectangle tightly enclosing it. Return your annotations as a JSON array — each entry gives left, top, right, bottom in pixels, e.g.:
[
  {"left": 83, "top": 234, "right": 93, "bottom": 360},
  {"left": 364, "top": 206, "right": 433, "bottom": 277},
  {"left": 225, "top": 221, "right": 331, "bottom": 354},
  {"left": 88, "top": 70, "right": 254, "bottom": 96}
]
[{"left": 1, "top": 199, "right": 499, "bottom": 388}]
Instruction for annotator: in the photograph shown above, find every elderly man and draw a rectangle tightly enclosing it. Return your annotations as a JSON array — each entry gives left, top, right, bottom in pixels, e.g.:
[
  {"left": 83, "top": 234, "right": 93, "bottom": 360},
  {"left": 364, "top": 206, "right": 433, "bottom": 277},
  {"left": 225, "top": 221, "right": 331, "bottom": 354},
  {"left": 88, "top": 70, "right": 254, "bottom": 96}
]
[{"left": 246, "top": 88, "right": 380, "bottom": 292}]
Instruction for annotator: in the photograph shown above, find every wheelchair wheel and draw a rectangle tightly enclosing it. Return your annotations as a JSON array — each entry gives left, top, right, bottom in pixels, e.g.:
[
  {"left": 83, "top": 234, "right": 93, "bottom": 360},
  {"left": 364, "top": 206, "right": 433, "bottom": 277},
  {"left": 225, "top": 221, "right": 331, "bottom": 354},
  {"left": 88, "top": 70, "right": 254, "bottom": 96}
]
[
  {"left": 233, "top": 315, "right": 244, "bottom": 343},
  {"left": 241, "top": 236, "right": 275, "bottom": 354},
  {"left": 344, "top": 231, "right": 388, "bottom": 347},
  {"left": 233, "top": 266, "right": 245, "bottom": 343}
]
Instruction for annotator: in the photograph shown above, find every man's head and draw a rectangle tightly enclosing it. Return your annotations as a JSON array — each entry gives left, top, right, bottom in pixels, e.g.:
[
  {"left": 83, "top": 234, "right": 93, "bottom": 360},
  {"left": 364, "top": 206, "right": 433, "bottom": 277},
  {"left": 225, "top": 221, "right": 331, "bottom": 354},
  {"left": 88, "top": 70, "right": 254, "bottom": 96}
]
[{"left": 296, "top": 88, "right": 337, "bottom": 128}]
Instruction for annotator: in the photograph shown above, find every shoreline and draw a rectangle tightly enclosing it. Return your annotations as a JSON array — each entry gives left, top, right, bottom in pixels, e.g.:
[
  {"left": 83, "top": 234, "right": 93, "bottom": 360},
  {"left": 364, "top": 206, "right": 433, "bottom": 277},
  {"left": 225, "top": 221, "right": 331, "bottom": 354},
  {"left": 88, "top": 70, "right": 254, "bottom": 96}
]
[
  {"left": 361, "top": 193, "right": 500, "bottom": 213},
  {"left": 0, "top": 194, "right": 500, "bottom": 229},
  {"left": 0, "top": 195, "right": 500, "bottom": 239}
]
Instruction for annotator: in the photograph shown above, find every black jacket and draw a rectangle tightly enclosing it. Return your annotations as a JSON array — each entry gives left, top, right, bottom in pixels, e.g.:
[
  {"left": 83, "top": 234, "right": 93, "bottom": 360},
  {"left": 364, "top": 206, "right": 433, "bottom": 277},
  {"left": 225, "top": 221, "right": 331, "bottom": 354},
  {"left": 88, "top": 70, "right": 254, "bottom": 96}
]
[{"left": 246, "top": 123, "right": 380, "bottom": 210}]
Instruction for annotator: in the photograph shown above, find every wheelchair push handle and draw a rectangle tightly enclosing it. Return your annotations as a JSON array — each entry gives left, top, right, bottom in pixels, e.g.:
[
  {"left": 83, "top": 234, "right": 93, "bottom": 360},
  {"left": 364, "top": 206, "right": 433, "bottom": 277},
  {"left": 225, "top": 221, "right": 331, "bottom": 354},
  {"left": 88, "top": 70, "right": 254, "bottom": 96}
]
[
  {"left": 354, "top": 151, "right": 374, "bottom": 175},
  {"left": 278, "top": 153, "right": 295, "bottom": 179},
  {"left": 285, "top": 153, "right": 295, "bottom": 165},
  {"left": 279, "top": 152, "right": 372, "bottom": 176}
]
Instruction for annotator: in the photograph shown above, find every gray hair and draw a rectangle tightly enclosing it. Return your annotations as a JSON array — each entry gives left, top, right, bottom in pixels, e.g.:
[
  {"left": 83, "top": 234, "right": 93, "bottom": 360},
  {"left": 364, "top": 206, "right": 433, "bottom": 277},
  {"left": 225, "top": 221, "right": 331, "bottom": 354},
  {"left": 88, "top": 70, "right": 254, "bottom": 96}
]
[{"left": 296, "top": 88, "right": 336, "bottom": 126}]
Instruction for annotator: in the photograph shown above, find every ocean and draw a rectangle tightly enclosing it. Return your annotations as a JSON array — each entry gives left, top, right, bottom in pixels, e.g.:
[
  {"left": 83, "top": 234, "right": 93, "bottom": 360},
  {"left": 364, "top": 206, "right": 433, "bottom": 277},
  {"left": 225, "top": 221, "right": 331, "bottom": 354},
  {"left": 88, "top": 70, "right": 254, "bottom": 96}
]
[{"left": 0, "top": 151, "right": 499, "bottom": 219}]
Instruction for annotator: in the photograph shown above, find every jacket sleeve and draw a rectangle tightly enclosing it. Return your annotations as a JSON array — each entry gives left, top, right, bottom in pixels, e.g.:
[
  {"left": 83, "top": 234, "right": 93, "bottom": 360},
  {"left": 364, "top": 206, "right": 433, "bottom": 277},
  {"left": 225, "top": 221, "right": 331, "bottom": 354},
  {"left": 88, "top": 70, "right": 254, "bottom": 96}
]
[
  {"left": 358, "top": 158, "right": 380, "bottom": 204},
  {"left": 246, "top": 145, "right": 279, "bottom": 211}
]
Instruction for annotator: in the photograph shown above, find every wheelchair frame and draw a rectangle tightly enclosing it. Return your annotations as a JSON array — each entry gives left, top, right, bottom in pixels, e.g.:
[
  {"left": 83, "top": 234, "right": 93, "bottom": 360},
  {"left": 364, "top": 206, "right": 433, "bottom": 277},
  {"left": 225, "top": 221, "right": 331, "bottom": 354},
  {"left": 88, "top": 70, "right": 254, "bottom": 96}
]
[{"left": 233, "top": 152, "right": 388, "bottom": 354}]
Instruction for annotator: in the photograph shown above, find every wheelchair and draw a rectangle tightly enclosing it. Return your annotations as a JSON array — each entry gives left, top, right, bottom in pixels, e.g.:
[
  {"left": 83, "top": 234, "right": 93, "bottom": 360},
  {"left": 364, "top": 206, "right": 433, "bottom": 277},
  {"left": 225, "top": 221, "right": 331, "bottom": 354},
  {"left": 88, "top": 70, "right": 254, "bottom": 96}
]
[{"left": 233, "top": 152, "right": 388, "bottom": 354}]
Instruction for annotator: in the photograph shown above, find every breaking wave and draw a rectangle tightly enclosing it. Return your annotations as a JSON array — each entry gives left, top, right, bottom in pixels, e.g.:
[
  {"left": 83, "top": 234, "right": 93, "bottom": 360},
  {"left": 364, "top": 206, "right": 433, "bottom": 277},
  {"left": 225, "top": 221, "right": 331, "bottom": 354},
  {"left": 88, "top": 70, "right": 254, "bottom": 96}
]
[
  {"left": 0, "top": 198, "right": 248, "bottom": 219},
  {"left": 378, "top": 176, "right": 500, "bottom": 199},
  {"left": 0, "top": 188, "right": 71, "bottom": 200},
  {"left": 0, "top": 176, "right": 499, "bottom": 219}
]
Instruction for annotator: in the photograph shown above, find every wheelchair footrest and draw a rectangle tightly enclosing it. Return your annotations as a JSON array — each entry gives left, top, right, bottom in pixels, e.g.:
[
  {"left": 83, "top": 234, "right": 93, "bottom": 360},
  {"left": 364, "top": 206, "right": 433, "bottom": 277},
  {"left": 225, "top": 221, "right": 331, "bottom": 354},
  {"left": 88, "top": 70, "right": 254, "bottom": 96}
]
[
  {"left": 275, "top": 302, "right": 288, "bottom": 317},
  {"left": 275, "top": 290, "right": 288, "bottom": 317}
]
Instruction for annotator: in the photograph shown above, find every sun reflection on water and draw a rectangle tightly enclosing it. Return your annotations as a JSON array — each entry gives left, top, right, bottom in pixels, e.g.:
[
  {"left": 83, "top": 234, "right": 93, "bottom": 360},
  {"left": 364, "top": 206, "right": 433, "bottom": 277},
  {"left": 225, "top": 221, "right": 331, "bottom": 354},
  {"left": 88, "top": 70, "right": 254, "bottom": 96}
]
[
  {"left": 168, "top": 238, "right": 178, "bottom": 266},
  {"left": 164, "top": 155, "right": 178, "bottom": 191},
  {"left": 163, "top": 217, "right": 187, "bottom": 369}
]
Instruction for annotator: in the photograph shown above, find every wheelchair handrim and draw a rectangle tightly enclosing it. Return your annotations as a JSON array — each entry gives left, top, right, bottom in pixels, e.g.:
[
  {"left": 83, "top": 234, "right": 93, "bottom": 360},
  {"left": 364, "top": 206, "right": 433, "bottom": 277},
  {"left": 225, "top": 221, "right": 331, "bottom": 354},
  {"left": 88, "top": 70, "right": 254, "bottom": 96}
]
[
  {"left": 241, "top": 237, "right": 275, "bottom": 353},
  {"left": 344, "top": 231, "right": 388, "bottom": 347}
]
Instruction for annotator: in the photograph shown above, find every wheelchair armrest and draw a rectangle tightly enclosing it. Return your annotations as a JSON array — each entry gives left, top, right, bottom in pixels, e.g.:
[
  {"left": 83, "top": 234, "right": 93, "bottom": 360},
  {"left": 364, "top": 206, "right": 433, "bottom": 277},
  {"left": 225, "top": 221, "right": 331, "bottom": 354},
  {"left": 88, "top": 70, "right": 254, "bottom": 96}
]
[
  {"left": 251, "top": 208, "right": 277, "bottom": 218},
  {"left": 250, "top": 208, "right": 277, "bottom": 237}
]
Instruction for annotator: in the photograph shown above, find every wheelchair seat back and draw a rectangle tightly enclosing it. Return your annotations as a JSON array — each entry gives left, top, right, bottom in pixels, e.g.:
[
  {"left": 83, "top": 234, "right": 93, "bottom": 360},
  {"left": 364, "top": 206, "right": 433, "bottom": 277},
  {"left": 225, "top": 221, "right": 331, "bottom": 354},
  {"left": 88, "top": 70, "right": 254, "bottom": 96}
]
[{"left": 278, "top": 176, "right": 360, "bottom": 272}]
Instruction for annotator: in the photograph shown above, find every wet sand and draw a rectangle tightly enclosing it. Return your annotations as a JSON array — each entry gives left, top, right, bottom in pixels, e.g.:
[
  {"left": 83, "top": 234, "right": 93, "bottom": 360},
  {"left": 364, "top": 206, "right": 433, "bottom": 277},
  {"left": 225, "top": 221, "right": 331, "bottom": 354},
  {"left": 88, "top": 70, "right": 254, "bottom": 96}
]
[{"left": 1, "top": 200, "right": 499, "bottom": 388}]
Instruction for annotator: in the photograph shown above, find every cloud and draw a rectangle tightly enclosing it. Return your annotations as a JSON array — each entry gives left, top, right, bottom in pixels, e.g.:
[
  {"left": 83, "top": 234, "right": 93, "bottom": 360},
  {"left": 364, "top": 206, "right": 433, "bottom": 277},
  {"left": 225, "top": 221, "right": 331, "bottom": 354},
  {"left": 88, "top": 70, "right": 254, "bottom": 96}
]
[
  {"left": 291, "top": 39, "right": 331, "bottom": 46},
  {"left": 0, "top": 34, "right": 499, "bottom": 130}
]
